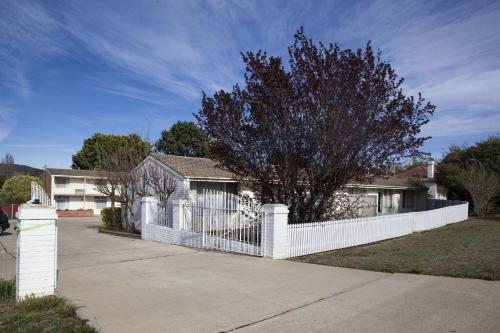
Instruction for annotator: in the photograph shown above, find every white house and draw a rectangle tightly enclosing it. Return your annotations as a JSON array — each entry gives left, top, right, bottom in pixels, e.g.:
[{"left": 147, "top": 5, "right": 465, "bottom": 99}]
[
  {"left": 42, "top": 168, "right": 121, "bottom": 215},
  {"left": 131, "top": 154, "right": 444, "bottom": 228}
]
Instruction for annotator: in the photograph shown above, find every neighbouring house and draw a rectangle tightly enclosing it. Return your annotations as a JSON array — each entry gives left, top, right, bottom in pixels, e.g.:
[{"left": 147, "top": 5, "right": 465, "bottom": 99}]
[
  {"left": 42, "top": 168, "right": 121, "bottom": 216},
  {"left": 348, "top": 161, "right": 448, "bottom": 216},
  {"left": 395, "top": 161, "right": 447, "bottom": 200},
  {"left": 132, "top": 154, "right": 444, "bottom": 228}
]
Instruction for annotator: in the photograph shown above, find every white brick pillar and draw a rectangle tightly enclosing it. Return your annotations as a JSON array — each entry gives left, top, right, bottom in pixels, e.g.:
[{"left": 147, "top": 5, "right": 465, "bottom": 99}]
[
  {"left": 16, "top": 203, "right": 58, "bottom": 299},
  {"left": 263, "top": 204, "right": 289, "bottom": 259},
  {"left": 141, "top": 196, "right": 158, "bottom": 240},
  {"left": 171, "top": 199, "right": 185, "bottom": 230}
]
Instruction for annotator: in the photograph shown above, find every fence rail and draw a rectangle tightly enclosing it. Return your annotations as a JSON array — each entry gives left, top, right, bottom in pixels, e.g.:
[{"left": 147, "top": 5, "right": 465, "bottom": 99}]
[
  {"left": 287, "top": 201, "right": 469, "bottom": 258},
  {"left": 185, "top": 190, "right": 264, "bottom": 256},
  {"left": 426, "top": 199, "right": 466, "bottom": 210},
  {"left": 150, "top": 200, "right": 173, "bottom": 228},
  {"left": 31, "top": 181, "right": 51, "bottom": 205}
]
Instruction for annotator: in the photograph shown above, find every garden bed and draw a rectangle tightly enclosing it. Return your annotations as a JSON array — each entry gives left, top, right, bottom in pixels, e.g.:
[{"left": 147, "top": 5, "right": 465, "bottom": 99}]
[{"left": 0, "top": 279, "right": 96, "bottom": 333}]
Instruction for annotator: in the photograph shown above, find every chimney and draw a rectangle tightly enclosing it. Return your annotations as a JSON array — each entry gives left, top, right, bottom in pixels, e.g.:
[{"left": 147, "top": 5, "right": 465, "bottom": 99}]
[{"left": 427, "top": 160, "right": 435, "bottom": 179}]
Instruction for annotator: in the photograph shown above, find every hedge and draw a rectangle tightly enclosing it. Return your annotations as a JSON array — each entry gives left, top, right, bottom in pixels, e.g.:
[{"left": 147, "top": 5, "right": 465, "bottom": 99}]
[{"left": 101, "top": 207, "right": 121, "bottom": 229}]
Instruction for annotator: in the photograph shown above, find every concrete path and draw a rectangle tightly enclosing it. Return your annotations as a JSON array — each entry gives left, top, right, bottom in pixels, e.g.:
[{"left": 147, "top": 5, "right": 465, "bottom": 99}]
[{"left": 55, "top": 217, "right": 500, "bottom": 333}]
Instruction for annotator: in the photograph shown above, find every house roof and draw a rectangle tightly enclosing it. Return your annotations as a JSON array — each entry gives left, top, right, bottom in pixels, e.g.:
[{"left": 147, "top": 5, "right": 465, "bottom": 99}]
[
  {"left": 396, "top": 165, "right": 428, "bottom": 179},
  {"left": 349, "top": 176, "right": 417, "bottom": 189},
  {"left": 151, "top": 154, "right": 236, "bottom": 180},
  {"left": 151, "top": 154, "right": 420, "bottom": 189},
  {"left": 45, "top": 168, "right": 124, "bottom": 178}
]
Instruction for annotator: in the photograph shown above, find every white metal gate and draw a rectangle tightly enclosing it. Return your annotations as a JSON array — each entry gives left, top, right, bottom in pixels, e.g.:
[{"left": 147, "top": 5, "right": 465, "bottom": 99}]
[{"left": 184, "top": 190, "right": 264, "bottom": 256}]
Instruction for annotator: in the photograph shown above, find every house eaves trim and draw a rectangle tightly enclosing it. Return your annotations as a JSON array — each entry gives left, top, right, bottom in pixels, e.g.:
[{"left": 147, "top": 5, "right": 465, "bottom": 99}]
[
  {"left": 346, "top": 183, "right": 418, "bottom": 190},
  {"left": 49, "top": 174, "right": 108, "bottom": 179},
  {"left": 187, "top": 177, "right": 238, "bottom": 182}
]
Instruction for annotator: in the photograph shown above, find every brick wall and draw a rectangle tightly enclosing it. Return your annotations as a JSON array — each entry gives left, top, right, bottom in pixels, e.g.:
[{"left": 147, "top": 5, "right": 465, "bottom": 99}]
[
  {"left": 57, "top": 209, "right": 94, "bottom": 217},
  {"left": 42, "top": 170, "right": 52, "bottom": 199}
]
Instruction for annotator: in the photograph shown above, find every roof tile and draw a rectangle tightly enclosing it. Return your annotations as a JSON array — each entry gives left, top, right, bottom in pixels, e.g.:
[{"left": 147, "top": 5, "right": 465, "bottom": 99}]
[{"left": 152, "top": 154, "right": 236, "bottom": 179}]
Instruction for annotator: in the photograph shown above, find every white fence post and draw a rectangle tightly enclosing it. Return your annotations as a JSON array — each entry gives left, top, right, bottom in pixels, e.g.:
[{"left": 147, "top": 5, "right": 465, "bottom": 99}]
[
  {"left": 16, "top": 203, "right": 58, "bottom": 300},
  {"left": 286, "top": 202, "right": 469, "bottom": 258},
  {"left": 172, "top": 199, "right": 185, "bottom": 230},
  {"left": 263, "top": 204, "right": 289, "bottom": 259},
  {"left": 141, "top": 196, "right": 158, "bottom": 240}
]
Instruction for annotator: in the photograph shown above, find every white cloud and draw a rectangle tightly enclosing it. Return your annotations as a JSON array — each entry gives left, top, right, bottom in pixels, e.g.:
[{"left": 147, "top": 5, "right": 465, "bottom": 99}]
[
  {"left": 57, "top": 1, "right": 248, "bottom": 100},
  {"left": 416, "top": 69, "right": 500, "bottom": 111},
  {"left": 0, "top": 105, "right": 15, "bottom": 142},
  {"left": 0, "top": 0, "right": 66, "bottom": 96},
  {"left": 1, "top": 0, "right": 500, "bottom": 148},
  {"left": 328, "top": 0, "right": 500, "bottom": 140},
  {"left": 0, "top": 144, "right": 72, "bottom": 149}
]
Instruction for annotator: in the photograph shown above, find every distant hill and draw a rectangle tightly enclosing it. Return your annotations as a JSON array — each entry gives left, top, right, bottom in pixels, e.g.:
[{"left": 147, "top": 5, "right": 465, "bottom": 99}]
[{"left": 0, "top": 163, "right": 42, "bottom": 176}]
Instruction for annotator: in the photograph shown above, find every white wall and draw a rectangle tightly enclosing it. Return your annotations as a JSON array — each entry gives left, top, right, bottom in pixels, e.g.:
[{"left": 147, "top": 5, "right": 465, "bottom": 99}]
[
  {"left": 348, "top": 188, "right": 426, "bottom": 217},
  {"left": 53, "top": 195, "right": 114, "bottom": 215},
  {"left": 51, "top": 175, "right": 116, "bottom": 214},
  {"left": 52, "top": 176, "right": 104, "bottom": 197},
  {"left": 131, "top": 156, "right": 188, "bottom": 230}
]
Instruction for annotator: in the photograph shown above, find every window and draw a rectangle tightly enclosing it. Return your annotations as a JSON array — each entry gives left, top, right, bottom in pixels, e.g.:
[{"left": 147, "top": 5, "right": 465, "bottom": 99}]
[
  {"left": 95, "top": 197, "right": 107, "bottom": 209},
  {"left": 383, "top": 190, "right": 393, "bottom": 210},
  {"left": 55, "top": 196, "right": 69, "bottom": 210},
  {"left": 55, "top": 177, "right": 69, "bottom": 188},
  {"left": 402, "top": 191, "right": 413, "bottom": 209},
  {"left": 377, "top": 192, "right": 382, "bottom": 213}
]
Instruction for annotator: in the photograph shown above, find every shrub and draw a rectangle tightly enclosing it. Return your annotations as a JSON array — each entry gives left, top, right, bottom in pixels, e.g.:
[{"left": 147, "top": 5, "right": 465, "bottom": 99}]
[
  {"left": 101, "top": 207, "right": 121, "bottom": 229},
  {"left": 0, "top": 175, "right": 42, "bottom": 204},
  {"left": 0, "top": 279, "right": 15, "bottom": 304}
]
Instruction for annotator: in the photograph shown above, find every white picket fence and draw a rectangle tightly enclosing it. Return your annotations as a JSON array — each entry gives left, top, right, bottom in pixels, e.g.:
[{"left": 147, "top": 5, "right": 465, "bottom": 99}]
[
  {"left": 30, "top": 181, "right": 51, "bottom": 205},
  {"left": 287, "top": 201, "right": 469, "bottom": 257}
]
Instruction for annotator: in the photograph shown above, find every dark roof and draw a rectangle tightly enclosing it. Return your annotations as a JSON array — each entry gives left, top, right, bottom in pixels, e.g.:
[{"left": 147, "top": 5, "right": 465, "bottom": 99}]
[
  {"left": 396, "top": 165, "right": 428, "bottom": 179},
  {"left": 151, "top": 154, "right": 419, "bottom": 188},
  {"left": 361, "top": 176, "right": 416, "bottom": 188},
  {"left": 151, "top": 154, "right": 236, "bottom": 180},
  {"left": 347, "top": 173, "right": 421, "bottom": 189},
  {"left": 45, "top": 168, "right": 124, "bottom": 178}
]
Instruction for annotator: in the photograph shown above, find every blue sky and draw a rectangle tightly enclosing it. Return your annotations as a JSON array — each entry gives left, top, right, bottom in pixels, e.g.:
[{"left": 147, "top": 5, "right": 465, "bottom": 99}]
[{"left": 1, "top": 0, "right": 499, "bottom": 168}]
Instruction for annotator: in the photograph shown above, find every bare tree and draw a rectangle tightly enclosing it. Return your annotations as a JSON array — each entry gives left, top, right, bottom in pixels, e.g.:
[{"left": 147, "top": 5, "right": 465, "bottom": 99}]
[
  {"left": 323, "top": 187, "right": 377, "bottom": 220},
  {"left": 141, "top": 163, "right": 176, "bottom": 207},
  {"left": 116, "top": 171, "right": 142, "bottom": 231},
  {"left": 94, "top": 171, "right": 121, "bottom": 228},
  {"left": 455, "top": 163, "right": 500, "bottom": 217},
  {"left": 1, "top": 153, "right": 14, "bottom": 164},
  {"left": 95, "top": 145, "right": 177, "bottom": 231},
  {"left": 94, "top": 145, "right": 144, "bottom": 229},
  {"left": 1, "top": 153, "right": 15, "bottom": 178}
]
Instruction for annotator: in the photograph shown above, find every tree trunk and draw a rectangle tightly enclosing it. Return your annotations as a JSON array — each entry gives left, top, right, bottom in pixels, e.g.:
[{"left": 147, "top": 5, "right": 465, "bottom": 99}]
[{"left": 110, "top": 194, "right": 116, "bottom": 227}]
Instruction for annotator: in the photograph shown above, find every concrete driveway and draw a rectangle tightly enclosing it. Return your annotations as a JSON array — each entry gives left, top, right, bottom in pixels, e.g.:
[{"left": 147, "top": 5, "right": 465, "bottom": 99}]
[{"left": 54, "top": 217, "right": 500, "bottom": 333}]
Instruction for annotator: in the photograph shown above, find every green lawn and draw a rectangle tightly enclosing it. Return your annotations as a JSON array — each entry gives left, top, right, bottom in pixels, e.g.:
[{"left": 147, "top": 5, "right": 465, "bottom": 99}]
[
  {"left": 293, "top": 217, "right": 500, "bottom": 280},
  {"left": 0, "top": 279, "right": 96, "bottom": 333}
]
